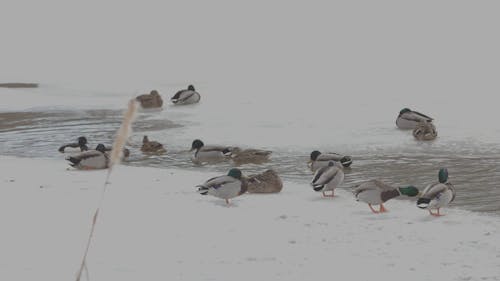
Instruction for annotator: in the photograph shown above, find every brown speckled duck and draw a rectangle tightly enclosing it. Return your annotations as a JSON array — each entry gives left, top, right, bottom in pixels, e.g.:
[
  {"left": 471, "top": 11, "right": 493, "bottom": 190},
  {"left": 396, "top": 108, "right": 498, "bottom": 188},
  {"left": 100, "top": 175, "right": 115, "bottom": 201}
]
[
  {"left": 246, "top": 169, "right": 283, "bottom": 193},
  {"left": 413, "top": 120, "right": 437, "bottom": 141},
  {"left": 231, "top": 148, "right": 272, "bottom": 165},
  {"left": 136, "top": 90, "right": 163, "bottom": 109},
  {"left": 141, "top": 135, "right": 166, "bottom": 154}
]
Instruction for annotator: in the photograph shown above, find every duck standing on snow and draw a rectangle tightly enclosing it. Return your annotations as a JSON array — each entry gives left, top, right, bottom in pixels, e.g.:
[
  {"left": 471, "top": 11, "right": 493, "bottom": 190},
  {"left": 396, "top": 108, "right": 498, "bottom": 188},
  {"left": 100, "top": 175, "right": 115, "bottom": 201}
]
[
  {"left": 190, "top": 139, "right": 234, "bottom": 164},
  {"left": 396, "top": 108, "right": 433, "bottom": 129},
  {"left": 66, "top": 144, "right": 109, "bottom": 170},
  {"left": 413, "top": 120, "right": 438, "bottom": 141},
  {"left": 136, "top": 90, "right": 163, "bottom": 109},
  {"left": 353, "top": 180, "right": 420, "bottom": 213},
  {"left": 141, "top": 135, "right": 166, "bottom": 154},
  {"left": 58, "top": 136, "right": 89, "bottom": 153},
  {"left": 171, "top": 85, "right": 201, "bottom": 105},
  {"left": 311, "top": 161, "right": 344, "bottom": 198},
  {"left": 246, "top": 169, "right": 283, "bottom": 193},
  {"left": 308, "top": 150, "right": 352, "bottom": 172},
  {"left": 231, "top": 148, "right": 272, "bottom": 165},
  {"left": 417, "top": 168, "right": 456, "bottom": 216},
  {"left": 197, "top": 168, "right": 248, "bottom": 205}
]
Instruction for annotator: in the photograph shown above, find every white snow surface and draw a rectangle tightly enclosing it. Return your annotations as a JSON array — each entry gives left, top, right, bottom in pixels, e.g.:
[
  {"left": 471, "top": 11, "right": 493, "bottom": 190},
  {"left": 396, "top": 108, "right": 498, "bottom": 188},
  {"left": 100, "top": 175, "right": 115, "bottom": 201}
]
[{"left": 0, "top": 156, "right": 499, "bottom": 281}]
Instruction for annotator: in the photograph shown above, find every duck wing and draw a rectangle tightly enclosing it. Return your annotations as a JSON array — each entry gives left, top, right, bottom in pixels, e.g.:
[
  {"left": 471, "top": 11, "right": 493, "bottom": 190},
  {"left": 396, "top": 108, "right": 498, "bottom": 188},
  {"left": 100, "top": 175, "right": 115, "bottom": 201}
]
[
  {"left": 420, "top": 183, "right": 448, "bottom": 200},
  {"left": 200, "top": 175, "right": 238, "bottom": 189},
  {"left": 312, "top": 166, "right": 341, "bottom": 186}
]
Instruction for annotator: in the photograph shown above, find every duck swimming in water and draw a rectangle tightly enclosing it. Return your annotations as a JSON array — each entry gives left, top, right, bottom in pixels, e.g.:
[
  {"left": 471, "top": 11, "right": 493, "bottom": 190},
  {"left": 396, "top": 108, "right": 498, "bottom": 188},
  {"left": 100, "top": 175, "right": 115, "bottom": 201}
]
[
  {"left": 58, "top": 136, "right": 89, "bottom": 153},
  {"left": 413, "top": 120, "right": 438, "bottom": 141},
  {"left": 190, "top": 139, "right": 234, "bottom": 164},
  {"left": 308, "top": 150, "right": 352, "bottom": 172},
  {"left": 396, "top": 108, "right": 433, "bottom": 129},
  {"left": 66, "top": 144, "right": 109, "bottom": 170},
  {"left": 353, "top": 180, "right": 419, "bottom": 213},
  {"left": 311, "top": 161, "right": 344, "bottom": 198},
  {"left": 171, "top": 85, "right": 201, "bottom": 105},
  {"left": 197, "top": 168, "right": 248, "bottom": 205},
  {"left": 136, "top": 90, "right": 163, "bottom": 109},
  {"left": 231, "top": 148, "right": 272, "bottom": 165},
  {"left": 417, "top": 168, "right": 456, "bottom": 216},
  {"left": 141, "top": 135, "right": 166, "bottom": 154}
]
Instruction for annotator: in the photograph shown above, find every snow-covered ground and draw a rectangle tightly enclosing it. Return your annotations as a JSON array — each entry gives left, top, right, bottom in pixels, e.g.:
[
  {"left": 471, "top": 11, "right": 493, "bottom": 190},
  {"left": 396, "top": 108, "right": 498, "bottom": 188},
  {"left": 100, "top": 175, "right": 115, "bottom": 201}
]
[{"left": 1, "top": 156, "right": 498, "bottom": 281}]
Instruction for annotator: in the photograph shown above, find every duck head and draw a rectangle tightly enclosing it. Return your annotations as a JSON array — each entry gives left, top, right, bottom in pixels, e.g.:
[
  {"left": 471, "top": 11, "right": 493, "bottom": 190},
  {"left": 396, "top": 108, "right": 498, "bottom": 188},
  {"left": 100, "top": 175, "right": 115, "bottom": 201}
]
[
  {"left": 398, "top": 185, "right": 419, "bottom": 197},
  {"left": 399, "top": 108, "right": 412, "bottom": 115},
  {"left": 78, "top": 136, "right": 88, "bottom": 146},
  {"left": 227, "top": 168, "right": 242, "bottom": 180},
  {"left": 309, "top": 150, "right": 321, "bottom": 162},
  {"left": 150, "top": 90, "right": 159, "bottom": 96},
  {"left": 95, "top": 144, "right": 106, "bottom": 153},
  {"left": 188, "top": 85, "right": 195, "bottom": 91},
  {"left": 143, "top": 136, "right": 149, "bottom": 144},
  {"left": 438, "top": 168, "right": 448, "bottom": 183},
  {"left": 190, "top": 139, "right": 204, "bottom": 151}
]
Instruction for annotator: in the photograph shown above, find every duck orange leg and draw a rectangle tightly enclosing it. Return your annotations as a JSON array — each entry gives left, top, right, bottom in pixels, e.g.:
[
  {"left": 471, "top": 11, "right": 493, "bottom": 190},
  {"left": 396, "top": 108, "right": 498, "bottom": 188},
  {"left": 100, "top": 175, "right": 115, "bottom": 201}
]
[
  {"left": 429, "top": 208, "right": 444, "bottom": 216},
  {"left": 368, "top": 204, "right": 380, "bottom": 214},
  {"left": 379, "top": 203, "right": 388, "bottom": 213}
]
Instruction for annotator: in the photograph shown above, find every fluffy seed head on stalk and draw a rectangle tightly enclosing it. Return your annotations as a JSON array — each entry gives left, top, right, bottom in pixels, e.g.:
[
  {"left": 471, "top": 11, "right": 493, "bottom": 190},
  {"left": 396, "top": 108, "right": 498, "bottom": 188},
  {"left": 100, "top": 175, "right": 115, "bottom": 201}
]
[{"left": 109, "top": 99, "right": 138, "bottom": 169}]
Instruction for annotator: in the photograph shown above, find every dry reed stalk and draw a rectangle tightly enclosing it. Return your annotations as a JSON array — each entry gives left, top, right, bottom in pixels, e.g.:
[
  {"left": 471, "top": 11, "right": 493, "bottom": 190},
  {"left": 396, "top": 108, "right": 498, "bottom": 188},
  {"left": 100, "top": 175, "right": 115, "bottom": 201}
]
[{"left": 76, "top": 99, "right": 138, "bottom": 281}]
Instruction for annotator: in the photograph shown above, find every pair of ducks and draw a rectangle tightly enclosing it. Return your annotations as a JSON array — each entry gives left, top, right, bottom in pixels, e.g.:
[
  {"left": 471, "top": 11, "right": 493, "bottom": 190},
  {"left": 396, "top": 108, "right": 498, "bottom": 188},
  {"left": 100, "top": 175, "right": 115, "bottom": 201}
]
[
  {"left": 59, "top": 137, "right": 130, "bottom": 169},
  {"left": 135, "top": 85, "right": 201, "bottom": 109},
  {"left": 199, "top": 166, "right": 455, "bottom": 216},
  {"left": 396, "top": 108, "right": 437, "bottom": 141}
]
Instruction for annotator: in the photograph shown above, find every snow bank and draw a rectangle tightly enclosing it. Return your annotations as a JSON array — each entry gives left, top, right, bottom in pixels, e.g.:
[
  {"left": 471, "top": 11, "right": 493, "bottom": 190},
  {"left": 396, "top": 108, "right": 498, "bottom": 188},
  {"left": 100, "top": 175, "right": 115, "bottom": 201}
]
[{"left": 0, "top": 156, "right": 498, "bottom": 281}]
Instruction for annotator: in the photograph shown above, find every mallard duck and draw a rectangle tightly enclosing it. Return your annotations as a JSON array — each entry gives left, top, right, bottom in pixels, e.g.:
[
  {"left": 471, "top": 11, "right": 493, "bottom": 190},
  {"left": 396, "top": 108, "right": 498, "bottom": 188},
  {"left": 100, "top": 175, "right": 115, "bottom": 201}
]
[
  {"left": 141, "top": 135, "right": 166, "bottom": 154},
  {"left": 171, "top": 85, "right": 201, "bottom": 105},
  {"left": 311, "top": 161, "right": 344, "bottom": 197},
  {"left": 308, "top": 150, "right": 352, "bottom": 172},
  {"left": 353, "top": 180, "right": 419, "bottom": 213},
  {"left": 197, "top": 168, "right": 248, "bottom": 205},
  {"left": 190, "top": 139, "right": 234, "bottom": 164},
  {"left": 396, "top": 108, "right": 433, "bottom": 129},
  {"left": 417, "top": 168, "right": 456, "bottom": 216},
  {"left": 58, "top": 136, "right": 89, "bottom": 153},
  {"left": 231, "top": 148, "right": 272, "bottom": 165},
  {"left": 136, "top": 90, "right": 163, "bottom": 109},
  {"left": 66, "top": 144, "right": 109, "bottom": 170},
  {"left": 246, "top": 169, "right": 283, "bottom": 193},
  {"left": 413, "top": 120, "right": 437, "bottom": 141}
]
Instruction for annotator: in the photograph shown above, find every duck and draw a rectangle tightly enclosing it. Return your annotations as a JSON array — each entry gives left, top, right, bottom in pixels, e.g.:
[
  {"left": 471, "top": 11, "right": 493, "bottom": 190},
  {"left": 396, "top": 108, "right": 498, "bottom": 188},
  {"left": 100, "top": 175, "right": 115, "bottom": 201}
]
[
  {"left": 58, "top": 136, "right": 89, "bottom": 153},
  {"left": 417, "top": 168, "right": 456, "bottom": 216},
  {"left": 246, "top": 169, "right": 283, "bottom": 193},
  {"left": 141, "top": 135, "right": 166, "bottom": 154},
  {"left": 190, "top": 139, "right": 234, "bottom": 164},
  {"left": 311, "top": 161, "right": 344, "bottom": 197},
  {"left": 136, "top": 90, "right": 163, "bottom": 109},
  {"left": 352, "top": 179, "right": 420, "bottom": 213},
  {"left": 171, "top": 85, "right": 201, "bottom": 105},
  {"left": 308, "top": 150, "right": 352, "bottom": 172},
  {"left": 197, "top": 168, "right": 248, "bottom": 205},
  {"left": 396, "top": 108, "right": 433, "bottom": 129},
  {"left": 66, "top": 144, "right": 109, "bottom": 170},
  {"left": 413, "top": 120, "right": 437, "bottom": 141},
  {"left": 231, "top": 147, "right": 272, "bottom": 165}
]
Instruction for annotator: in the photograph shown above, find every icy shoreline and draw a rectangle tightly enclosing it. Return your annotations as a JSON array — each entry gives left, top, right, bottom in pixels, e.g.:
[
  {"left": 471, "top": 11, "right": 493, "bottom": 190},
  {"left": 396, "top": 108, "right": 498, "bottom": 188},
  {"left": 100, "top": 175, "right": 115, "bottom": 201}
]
[{"left": 0, "top": 156, "right": 498, "bottom": 281}]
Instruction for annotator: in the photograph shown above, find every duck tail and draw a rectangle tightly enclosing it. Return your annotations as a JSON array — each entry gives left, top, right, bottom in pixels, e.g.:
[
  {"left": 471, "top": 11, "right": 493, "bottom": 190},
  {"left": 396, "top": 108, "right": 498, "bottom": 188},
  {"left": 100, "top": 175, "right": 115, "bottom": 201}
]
[
  {"left": 66, "top": 156, "right": 81, "bottom": 166},
  {"left": 417, "top": 198, "right": 431, "bottom": 209},
  {"left": 197, "top": 185, "right": 209, "bottom": 195}
]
